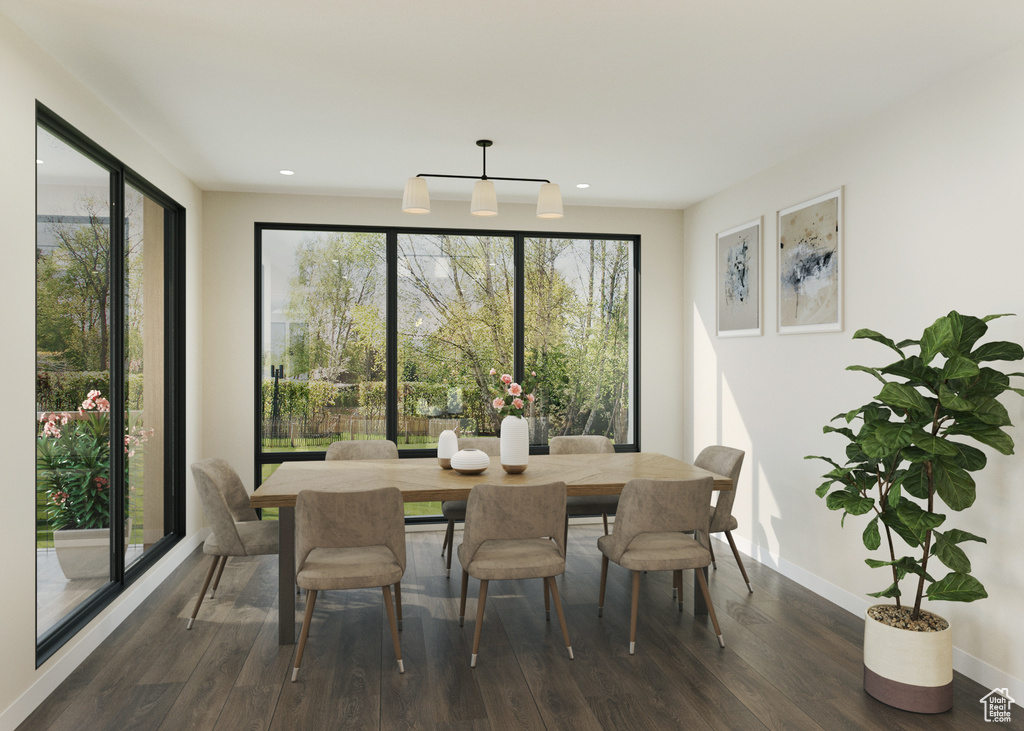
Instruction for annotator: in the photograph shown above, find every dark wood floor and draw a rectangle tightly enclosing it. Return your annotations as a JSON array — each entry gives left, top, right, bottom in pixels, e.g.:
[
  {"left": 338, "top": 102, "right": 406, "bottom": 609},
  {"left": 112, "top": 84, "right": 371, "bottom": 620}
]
[{"left": 19, "top": 526, "right": 1007, "bottom": 730}]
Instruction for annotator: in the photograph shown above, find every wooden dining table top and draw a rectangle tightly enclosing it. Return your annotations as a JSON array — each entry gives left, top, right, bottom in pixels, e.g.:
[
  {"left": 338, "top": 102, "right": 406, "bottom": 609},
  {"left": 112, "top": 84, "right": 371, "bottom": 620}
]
[{"left": 250, "top": 451, "right": 732, "bottom": 509}]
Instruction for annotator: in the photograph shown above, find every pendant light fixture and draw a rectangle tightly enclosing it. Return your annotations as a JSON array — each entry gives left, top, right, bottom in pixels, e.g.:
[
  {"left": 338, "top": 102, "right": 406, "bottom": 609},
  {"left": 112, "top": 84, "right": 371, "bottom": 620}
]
[{"left": 402, "top": 140, "right": 563, "bottom": 219}]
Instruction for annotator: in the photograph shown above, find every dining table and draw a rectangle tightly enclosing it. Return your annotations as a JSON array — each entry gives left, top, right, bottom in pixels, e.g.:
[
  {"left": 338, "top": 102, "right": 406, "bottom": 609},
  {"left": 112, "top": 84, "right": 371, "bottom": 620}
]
[{"left": 250, "top": 451, "right": 733, "bottom": 644}]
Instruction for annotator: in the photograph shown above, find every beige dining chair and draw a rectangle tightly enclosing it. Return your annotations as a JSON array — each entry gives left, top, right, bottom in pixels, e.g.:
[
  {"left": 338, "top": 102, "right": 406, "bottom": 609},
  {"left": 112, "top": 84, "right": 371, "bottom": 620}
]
[
  {"left": 187, "top": 458, "right": 279, "bottom": 630},
  {"left": 693, "top": 445, "right": 750, "bottom": 593},
  {"left": 325, "top": 439, "right": 399, "bottom": 461},
  {"left": 440, "top": 436, "right": 500, "bottom": 577},
  {"left": 291, "top": 487, "right": 406, "bottom": 682},
  {"left": 597, "top": 476, "right": 725, "bottom": 653},
  {"left": 550, "top": 435, "right": 617, "bottom": 544},
  {"left": 458, "top": 481, "right": 574, "bottom": 668}
]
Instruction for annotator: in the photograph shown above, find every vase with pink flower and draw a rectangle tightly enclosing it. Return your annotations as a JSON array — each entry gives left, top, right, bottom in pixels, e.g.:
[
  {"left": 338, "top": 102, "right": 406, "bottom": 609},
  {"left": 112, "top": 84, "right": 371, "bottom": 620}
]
[{"left": 489, "top": 368, "right": 537, "bottom": 474}]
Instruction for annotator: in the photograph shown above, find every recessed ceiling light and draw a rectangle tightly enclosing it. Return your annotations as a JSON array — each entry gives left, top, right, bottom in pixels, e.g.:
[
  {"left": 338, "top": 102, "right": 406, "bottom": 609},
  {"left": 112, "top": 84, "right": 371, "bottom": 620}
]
[
  {"left": 576, "top": 183, "right": 589, "bottom": 189},
  {"left": 279, "top": 169, "right": 295, "bottom": 176}
]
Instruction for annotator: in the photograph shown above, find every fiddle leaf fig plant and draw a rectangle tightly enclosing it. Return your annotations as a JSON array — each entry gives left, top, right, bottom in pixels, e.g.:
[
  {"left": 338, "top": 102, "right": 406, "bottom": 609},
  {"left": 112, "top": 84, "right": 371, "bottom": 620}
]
[{"left": 808, "top": 311, "right": 1024, "bottom": 620}]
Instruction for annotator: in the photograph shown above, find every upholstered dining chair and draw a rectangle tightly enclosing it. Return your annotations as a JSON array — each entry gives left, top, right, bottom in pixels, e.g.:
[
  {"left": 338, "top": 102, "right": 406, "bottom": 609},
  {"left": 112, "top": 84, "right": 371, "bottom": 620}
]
[
  {"left": 325, "top": 439, "right": 399, "bottom": 461},
  {"left": 693, "top": 445, "right": 750, "bottom": 593},
  {"left": 440, "top": 436, "right": 501, "bottom": 577},
  {"left": 291, "top": 487, "right": 406, "bottom": 682},
  {"left": 458, "top": 481, "right": 574, "bottom": 668},
  {"left": 597, "top": 476, "right": 725, "bottom": 653},
  {"left": 187, "top": 458, "right": 279, "bottom": 630},
  {"left": 550, "top": 435, "right": 617, "bottom": 544}
]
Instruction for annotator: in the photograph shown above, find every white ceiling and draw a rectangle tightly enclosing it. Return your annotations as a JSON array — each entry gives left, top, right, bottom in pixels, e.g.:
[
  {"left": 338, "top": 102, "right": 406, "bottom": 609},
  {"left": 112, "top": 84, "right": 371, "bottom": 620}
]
[{"left": 6, "top": 1, "right": 1024, "bottom": 210}]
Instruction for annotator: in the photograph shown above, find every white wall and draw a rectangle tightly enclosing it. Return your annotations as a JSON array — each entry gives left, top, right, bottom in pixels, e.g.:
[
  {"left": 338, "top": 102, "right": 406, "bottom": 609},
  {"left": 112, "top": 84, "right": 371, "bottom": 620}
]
[
  {"left": 682, "top": 42, "right": 1024, "bottom": 698},
  {"left": 201, "top": 193, "right": 686, "bottom": 487},
  {"left": 0, "top": 14, "right": 205, "bottom": 730}
]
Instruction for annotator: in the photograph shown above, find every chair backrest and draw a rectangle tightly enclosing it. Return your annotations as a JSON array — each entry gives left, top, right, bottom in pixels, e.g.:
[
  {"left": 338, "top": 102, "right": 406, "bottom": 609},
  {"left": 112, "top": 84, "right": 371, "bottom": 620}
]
[
  {"left": 549, "top": 435, "right": 615, "bottom": 455},
  {"left": 458, "top": 437, "right": 500, "bottom": 456},
  {"left": 295, "top": 487, "right": 406, "bottom": 572},
  {"left": 601, "top": 477, "right": 714, "bottom": 564},
  {"left": 693, "top": 446, "right": 745, "bottom": 527},
  {"left": 461, "top": 481, "right": 567, "bottom": 566},
  {"left": 325, "top": 439, "right": 399, "bottom": 461},
  {"left": 191, "top": 458, "right": 258, "bottom": 556}
]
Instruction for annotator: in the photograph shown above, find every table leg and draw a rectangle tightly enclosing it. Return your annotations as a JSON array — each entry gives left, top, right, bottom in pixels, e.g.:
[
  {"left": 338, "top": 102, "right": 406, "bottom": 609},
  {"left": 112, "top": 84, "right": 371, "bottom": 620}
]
[
  {"left": 693, "top": 567, "right": 709, "bottom": 616},
  {"left": 279, "top": 506, "right": 295, "bottom": 644}
]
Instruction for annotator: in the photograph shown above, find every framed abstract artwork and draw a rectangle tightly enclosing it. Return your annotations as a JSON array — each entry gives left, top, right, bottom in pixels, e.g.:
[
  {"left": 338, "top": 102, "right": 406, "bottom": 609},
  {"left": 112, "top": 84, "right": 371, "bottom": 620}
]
[
  {"left": 716, "top": 218, "right": 762, "bottom": 337},
  {"left": 777, "top": 188, "right": 843, "bottom": 334}
]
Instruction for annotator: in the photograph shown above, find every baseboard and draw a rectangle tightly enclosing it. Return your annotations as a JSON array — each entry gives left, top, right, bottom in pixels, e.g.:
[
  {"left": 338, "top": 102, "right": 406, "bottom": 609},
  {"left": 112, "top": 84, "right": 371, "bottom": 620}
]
[
  {"left": 1, "top": 531, "right": 205, "bottom": 731},
  {"left": 722, "top": 533, "right": 1023, "bottom": 704}
]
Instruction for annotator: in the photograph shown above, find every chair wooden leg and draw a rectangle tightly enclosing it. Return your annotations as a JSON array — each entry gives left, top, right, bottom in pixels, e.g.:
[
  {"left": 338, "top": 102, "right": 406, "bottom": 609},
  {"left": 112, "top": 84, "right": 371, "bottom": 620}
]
[
  {"left": 674, "top": 570, "right": 683, "bottom": 612},
  {"left": 441, "top": 519, "right": 452, "bottom": 556},
  {"left": 187, "top": 555, "right": 221, "bottom": 629},
  {"left": 383, "top": 585, "right": 404, "bottom": 673},
  {"left": 543, "top": 577, "right": 551, "bottom": 620},
  {"left": 546, "top": 576, "right": 573, "bottom": 660},
  {"left": 598, "top": 555, "right": 609, "bottom": 617},
  {"left": 459, "top": 570, "right": 469, "bottom": 627},
  {"left": 394, "top": 581, "right": 403, "bottom": 630},
  {"left": 708, "top": 537, "right": 717, "bottom": 569},
  {"left": 602, "top": 513, "right": 609, "bottom": 535},
  {"left": 291, "top": 588, "right": 318, "bottom": 681},
  {"left": 209, "top": 555, "right": 228, "bottom": 599},
  {"left": 470, "top": 579, "right": 489, "bottom": 667},
  {"left": 725, "top": 531, "right": 753, "bottom": 593},
  {"left": 445, "top": 532, "right": 454, "bottom": 578},
  {"left": 629, "top": 571, "right": 641, "bottom": 654},
  {"left": 694, "top": 568, "right": 725, "bottom": 648},
  {"left": 563, "top": 514, "right": 569, "bottom": 551}
]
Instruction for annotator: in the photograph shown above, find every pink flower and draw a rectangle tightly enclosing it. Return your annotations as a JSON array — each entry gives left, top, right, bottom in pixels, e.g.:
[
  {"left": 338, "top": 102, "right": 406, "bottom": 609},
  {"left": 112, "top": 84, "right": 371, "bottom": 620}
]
[
  {"left": 500, "top": 374, "right": 513, "bottom": 385},
  {"left": 87, "top": 389, "right": 101, "bottom": 399},
  {"left": 512, "top": 397, "right": 524, "bottom": 409},
  {"left": 531, "top": 371, "right": 536, "bottom": 376},
  {"left": 43, "top": 421, "right": 62, "bottom": 438},
  {"left": 95, "top": 397, "right": 110, "bottom": 412},
  {"left": 489, "top": 368, "right": 497, "bottom": 375},
  {"left": 492, "top": 397, "right": 505, "bottom": 409},
  {"left": 509, "top": 382, "right": 522, "bottom": 396},
  {"left": 527, "top": 393, "right": 535, "bottom": 403},
  {"left": 81, "top": 398, "right": 94, "bottom": 411}
]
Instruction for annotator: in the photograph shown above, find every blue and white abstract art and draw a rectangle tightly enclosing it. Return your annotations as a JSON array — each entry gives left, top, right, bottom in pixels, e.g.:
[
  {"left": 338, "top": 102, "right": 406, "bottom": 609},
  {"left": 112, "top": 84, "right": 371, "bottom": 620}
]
[
  {"left": 778, "top": 189, "right": 843, "bottom": 334},
  {"left": 716, "top": 219, "right": 761, "bottom": 337}
]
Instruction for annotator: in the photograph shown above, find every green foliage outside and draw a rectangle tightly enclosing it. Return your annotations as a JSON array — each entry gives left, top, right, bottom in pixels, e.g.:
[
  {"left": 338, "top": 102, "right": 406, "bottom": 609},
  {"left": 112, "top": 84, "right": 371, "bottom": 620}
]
[{"left": 809, "top": 312, "right": 1024, "bottom": 619}]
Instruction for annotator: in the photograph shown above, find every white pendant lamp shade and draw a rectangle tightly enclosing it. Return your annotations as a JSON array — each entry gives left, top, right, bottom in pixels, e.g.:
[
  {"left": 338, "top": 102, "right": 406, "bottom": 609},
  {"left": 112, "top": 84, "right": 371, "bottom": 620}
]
[
  {"left": 470, "top": 179, "right": 498, "bottom": 216},
  {"left": 402, "top": 177, "right": 430, "bottom": 214},
  {"left": 536, "top": 182, "right": 564, "bottom": 219}
]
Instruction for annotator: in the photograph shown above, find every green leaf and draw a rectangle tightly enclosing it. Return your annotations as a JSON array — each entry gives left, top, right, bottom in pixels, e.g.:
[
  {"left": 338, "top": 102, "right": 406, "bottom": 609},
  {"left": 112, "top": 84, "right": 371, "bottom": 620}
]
[
  {"left": 862, "top": 422, "right": 917, "bottom": 458},
  {"left": 927, "top": 572, "right": 988, "bottom": 602},
  {"left": 867, "top": 582, "right": 902, "bottom": 599},
  {"left": 880, "top": 355, "right": 936, "bottom": 385},
  {"left": 910, "top": 433, "right": 959, "bottom": 457},
  {"left": 853, "top": 328, "right": 905, "bottom": 357},
  {"left": 940, "top": 355, "right": 980, "bottom": 381},
  {"left": 931, "top": 456, "right": 977, "bottom": 511},
  {"left": 945, "top": 421, "right": 1015, "bottom": 455},
  {"left": 938, "top": 383, "right": 973, "bottom": 411},
  {"left": 920, "top": 314, "right": 957, "bottom": 364},
  {"left": 815, "top": 481, "right": 833, "bottom": 498},
  {"left": 825, "top": 490, "right": 874, "bottom": 516},
  {"left": 971, "top": 340, "right": 1024, "bottom": 363},
  {"left": 846, "top": 364, "right": 887, "bottom": 384},
  {"left": 877, "top": 382, "right": 932, "bottom": 416},
  {"left": 971, "top": 396, "right": 1012, "bottom": 427},
  {"left": 863, "top": 517, "right": 881, "bottom": 551},
  {"left": 941, "top": 528, "right": 987, "bottom": 545},
  {"left": 806, "top": 454, "right": 842, "bottom": 469},
  {"left": 822, "top": 425, "right": 856, "bottom": 440},
  {"left": 896, "top": 500, "right": 945, "bottom": 542},
  {"left": 880, "top": 505, "right": 921, "bottom": 547},
  {"left": 931, "top": 531, "right": 972, "bottom": 573},
  {"left": 943, "top": 441, "right": 988, "bottom": 472}
]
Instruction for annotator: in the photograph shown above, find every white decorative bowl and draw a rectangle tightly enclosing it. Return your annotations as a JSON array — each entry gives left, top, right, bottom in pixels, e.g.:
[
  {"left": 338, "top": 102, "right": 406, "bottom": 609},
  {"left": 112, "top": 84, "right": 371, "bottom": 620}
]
[{"left": 450, "top": 448, "right": 490, "bottom": 475}]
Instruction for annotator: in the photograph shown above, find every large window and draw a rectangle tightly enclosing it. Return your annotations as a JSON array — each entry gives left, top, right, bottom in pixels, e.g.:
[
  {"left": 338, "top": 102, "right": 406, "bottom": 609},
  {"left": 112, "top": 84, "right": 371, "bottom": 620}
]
[
  {"left": 257, "top": 225, "right": 638, "bottom": 518},
  {"left": 35, "top": 104, "right": 185, "bottom": 663}
]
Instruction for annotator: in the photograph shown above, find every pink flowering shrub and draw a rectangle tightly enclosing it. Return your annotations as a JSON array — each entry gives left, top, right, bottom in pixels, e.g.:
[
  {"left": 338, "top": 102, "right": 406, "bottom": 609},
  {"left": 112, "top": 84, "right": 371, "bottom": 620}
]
[{"left": 37, "top": 391, "right": 149, "bottom": 531}]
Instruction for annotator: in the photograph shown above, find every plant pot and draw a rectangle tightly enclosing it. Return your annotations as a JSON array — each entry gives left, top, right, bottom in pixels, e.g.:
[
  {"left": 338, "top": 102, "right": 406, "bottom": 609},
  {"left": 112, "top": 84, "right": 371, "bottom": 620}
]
[
  {"left": 863, "top": 605, "right": 953, "bottom": 713},
  {"left": 500, "top": 415, "right": 529, "bottom": 474},
  {"left": 53, "top": 527, "right": 111, "bottom": 580}
]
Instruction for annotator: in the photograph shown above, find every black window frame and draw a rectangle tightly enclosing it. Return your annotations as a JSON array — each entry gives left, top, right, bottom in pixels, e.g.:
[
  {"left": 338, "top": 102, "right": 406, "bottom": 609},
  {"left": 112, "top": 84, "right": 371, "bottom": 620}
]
[
  {"left": 35, "top": 102, "right": 187, "bottom": 665},
  {"left": 254, "top": 223, "right": 641, "bottom": 520}
]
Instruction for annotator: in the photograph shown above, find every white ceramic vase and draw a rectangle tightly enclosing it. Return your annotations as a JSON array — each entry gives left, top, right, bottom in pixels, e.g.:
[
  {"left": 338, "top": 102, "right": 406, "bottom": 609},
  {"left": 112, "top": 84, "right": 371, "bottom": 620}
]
[
  {"left": 437, "top": 428, "right": 458, "bottom": 468},
  {"left": 500, "top": 415, "right": 529, "bottom": 474},
  {"left": 863, "top": 605, "right": 953, "bottom": 713},
  {"left": 450, "top": 448, "right": 490, "bottom": 475}
]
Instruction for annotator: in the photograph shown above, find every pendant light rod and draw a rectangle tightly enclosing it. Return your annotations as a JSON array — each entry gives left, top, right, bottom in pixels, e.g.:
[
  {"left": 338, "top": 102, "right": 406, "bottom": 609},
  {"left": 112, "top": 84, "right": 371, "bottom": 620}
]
[{"left": 413, "top": 140, "right": 552, "bottom": 184}]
